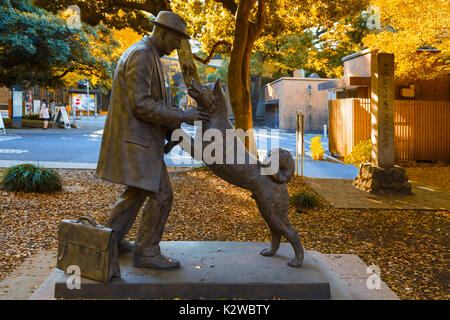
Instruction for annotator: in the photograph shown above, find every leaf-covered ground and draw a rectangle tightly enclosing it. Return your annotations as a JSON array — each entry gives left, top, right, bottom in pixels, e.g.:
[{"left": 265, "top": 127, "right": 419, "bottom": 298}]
[{"left": 0, "top": 168, "right": 448, "bottom": 300}]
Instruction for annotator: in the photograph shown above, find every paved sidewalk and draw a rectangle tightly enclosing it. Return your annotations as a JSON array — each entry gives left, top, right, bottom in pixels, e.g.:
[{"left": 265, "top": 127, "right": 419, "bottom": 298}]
[
  {"left": 0, "top": 250, "right": 56, "bottom": 300},
  {"left": 305, "top": 177, "right": 450, "bottom": 210}
]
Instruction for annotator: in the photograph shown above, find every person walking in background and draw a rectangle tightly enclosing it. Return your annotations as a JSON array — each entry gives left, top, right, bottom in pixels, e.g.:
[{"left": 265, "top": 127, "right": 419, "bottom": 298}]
[
  {"left": 49, "top": 99, "right": 56, "bottom": 120},
  {"left": 39, "top": 99, "right": 50, "bottom": 130}
]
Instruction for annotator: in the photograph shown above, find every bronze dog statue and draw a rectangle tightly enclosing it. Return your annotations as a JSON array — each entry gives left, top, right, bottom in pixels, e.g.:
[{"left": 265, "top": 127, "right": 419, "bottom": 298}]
[{"left": 167, "top": 79, "right": 304, "bottom": 267}]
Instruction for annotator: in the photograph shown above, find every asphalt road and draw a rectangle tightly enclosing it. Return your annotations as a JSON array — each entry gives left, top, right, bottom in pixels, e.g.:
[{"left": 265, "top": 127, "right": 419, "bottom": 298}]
[
  {"left": 0, "top": 118, "right": 105, "bottom": 163},
  {"left": 0, "top": 115, "right": 358, "bottom": 178}
]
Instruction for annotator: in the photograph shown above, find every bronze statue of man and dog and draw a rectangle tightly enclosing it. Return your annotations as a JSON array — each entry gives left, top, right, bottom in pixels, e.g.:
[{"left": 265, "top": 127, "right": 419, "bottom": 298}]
[
  {"left": 166, "top": 78, "right": 304, "bottom": 268},
  {"left": 61, "top": 11, "right": 304, "bottom": 282}
]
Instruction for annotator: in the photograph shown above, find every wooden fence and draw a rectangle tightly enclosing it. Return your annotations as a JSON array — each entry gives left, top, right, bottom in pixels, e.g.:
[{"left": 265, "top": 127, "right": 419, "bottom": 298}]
[{"left": 329, "top": 99, "right": 450, "bottom": 162}]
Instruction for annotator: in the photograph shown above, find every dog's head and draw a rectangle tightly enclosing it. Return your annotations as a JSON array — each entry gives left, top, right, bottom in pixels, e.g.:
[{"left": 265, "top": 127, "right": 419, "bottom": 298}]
[{"left": 188, "top": 78, "right": 226, "bottom": 114}]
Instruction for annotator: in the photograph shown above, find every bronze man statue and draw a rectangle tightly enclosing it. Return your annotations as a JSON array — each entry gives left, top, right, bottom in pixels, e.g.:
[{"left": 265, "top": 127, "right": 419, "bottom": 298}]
[{"left": 96, "top": 11, "right": 209, "bottom": 269}]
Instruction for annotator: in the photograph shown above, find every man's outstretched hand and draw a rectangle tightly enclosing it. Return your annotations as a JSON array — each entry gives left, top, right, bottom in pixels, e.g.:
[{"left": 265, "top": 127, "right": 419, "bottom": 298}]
[{"left": 182, "top": 107, "right": 210, "bottom": 125}]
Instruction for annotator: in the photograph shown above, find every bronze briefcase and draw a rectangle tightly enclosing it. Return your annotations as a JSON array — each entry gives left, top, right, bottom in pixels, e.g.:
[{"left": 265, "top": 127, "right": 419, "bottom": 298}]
[{"left": 57, "top": 216, "right": 121, "bottom": 283}]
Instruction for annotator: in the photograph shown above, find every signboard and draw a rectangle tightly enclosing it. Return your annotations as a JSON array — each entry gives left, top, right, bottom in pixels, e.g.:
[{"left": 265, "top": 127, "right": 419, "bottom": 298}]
[
  {"left": 54, "top": 107, "right": 71, "bottom": 129},
  {"left": 0, "top": 116, "right": 5, "bottom": 134},
  {"left": 61, "top": 107, "right": 70, "bottom": 128},
  {"left": 12, "top": 90, "right": 22, "bottom": 117},
  {"left": 72, "top": 93, "right": 95, "bottom": 112},
  {"left": 11, "top": 86, "right": 22, "bottom": 128},
  {"left": 33, "top": 100, "right": 41, "bottom": 115}
]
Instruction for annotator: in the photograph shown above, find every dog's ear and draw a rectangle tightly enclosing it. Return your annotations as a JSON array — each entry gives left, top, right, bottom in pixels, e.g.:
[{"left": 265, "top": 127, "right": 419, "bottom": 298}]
[
  {"left": 213, "top": 78, "right": 223, "bottom": 97},
  {"left": 190, "top": 79, "right": 203, "bottom": 94}
]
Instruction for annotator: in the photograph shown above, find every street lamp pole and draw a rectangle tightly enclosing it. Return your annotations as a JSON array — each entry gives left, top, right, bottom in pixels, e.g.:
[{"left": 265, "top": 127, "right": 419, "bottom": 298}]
[
  {"left": 308, "top": 85, "right": 312, "bottom": 132},
  {"left": 72, "top": 101, "right": 76, "bottom": 127}
]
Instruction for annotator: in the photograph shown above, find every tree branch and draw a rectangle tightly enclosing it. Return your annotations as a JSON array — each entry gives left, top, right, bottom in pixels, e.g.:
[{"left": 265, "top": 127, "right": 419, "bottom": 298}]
[
  {"left": 213, "top": 0, "right": 238, "bottom": 15},
  {"left": 54, "top": 67, "right": 75, "bottom": 79},
  {"left": 255, "top": 0, "right": 265, "bottom": 35},
  {"left": 315, "top": 27, "right": 327, "bottom": 38},
  {"left": 111, "top": 0, "right": 171, "bottom": 13},
  {"left": 247, "top": 0, "right": 265, "bottom": 47},
  {"left": 193, "top": 40, "right": 231, "bottom": 65}
]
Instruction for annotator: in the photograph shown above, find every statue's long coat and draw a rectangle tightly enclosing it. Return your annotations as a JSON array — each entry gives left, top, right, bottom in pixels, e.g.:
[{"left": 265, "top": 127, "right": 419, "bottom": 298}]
[{"left": 96, "top": 36, "right": 183, "bottom": 192}]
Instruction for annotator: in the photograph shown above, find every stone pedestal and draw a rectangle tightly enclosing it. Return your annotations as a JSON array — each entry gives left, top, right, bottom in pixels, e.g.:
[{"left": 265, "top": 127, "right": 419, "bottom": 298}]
[
  {"left": 353, "top": 52, "right": 411, "bottom": 195},
  {"left": 353, "top": 163, "right": 412, "bottom": 194},
  {"left": 51, "top": 242, "right": 353, "bottom": 300}
]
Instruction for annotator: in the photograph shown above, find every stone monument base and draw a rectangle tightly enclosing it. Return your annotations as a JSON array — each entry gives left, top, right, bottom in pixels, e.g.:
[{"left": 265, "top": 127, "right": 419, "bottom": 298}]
[
  {"left": 52, "top": 241, "right": 352, "bottom": 300},
  {"left": 353, "top": 163, "right": 412, "bottom": 194}
]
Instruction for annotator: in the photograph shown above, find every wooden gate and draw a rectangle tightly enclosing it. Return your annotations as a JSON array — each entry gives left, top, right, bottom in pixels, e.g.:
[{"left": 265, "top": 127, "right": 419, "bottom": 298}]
[{"left": 329, "top": 99, "right": 450, "bottom": 162}]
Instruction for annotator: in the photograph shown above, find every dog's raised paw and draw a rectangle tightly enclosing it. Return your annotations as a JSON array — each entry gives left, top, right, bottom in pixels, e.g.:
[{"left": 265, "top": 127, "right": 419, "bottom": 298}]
[
  {"left": 260, "top": 248, "right": 276, "bottom": 257},
  {"left": 287, "top": 258, "right": 303, "bottom": 268}
]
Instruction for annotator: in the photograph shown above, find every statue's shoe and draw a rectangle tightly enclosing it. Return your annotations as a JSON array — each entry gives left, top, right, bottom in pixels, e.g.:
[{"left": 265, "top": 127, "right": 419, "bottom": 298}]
[
  {"left": 132, "top": 253, "right": 180, "bottom": 269},
  {"left": 118, "top": 239, "right": 134, "bottom": 253}
]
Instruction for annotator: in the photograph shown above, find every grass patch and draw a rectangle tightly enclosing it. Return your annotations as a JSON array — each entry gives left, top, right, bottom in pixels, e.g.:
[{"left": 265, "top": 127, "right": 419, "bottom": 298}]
[
  {"left": 194, "top": 162, "right": 211, "bottom": 171},
  {"left": 290, "top": 191, "right": 319, "bottom": 210},
  {"left": 1, "top": 164, "right": 62, "bottom": 193}
]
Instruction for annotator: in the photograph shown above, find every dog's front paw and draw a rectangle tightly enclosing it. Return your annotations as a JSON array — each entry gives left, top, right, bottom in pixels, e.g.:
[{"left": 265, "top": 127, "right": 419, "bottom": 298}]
[
  {"left": 260, "top": 248, "right": 276, "bottom": 257},
  {"left": 287, "top": 258, "right": 303, "bottom": 268}
]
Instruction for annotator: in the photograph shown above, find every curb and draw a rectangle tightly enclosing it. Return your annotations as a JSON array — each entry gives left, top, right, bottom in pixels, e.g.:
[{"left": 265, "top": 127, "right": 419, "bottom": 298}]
[{"left": 0, "top": 160, "right": 97, "bottom": 170}]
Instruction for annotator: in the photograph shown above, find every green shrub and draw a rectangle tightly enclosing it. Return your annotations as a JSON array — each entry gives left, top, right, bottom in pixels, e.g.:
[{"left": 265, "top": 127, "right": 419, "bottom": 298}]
[
  {"left": 343, "top": 139, "right": 372, "bottom": 167},
  {"left": 290, "top": 191, "right": 319, "bottom": 210},
  {"left": 310, "top": 136, "right": 324, "bottom": 155},
  {"left": 0, "top": 164, "right": 62, "bottom": 193}
]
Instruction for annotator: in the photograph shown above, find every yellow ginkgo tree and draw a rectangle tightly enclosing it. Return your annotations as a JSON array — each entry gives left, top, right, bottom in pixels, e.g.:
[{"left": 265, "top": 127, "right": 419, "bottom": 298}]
[{"left": 363, "top": 0, "right": 449, "bottom": 80}]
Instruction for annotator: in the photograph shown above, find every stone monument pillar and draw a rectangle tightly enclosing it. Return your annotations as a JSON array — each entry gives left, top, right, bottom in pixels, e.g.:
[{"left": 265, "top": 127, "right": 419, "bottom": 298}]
[
  {"left": 353, "top": 52, "right": 412, "bottom": 194},
  {"left": 371, "top": 52, "right": 395, "bottom": 168}
]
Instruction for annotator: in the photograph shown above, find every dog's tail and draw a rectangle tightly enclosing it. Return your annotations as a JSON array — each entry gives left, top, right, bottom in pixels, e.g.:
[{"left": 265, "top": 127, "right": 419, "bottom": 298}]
[{"left": 262, "top": 148, "right": 295, "bottom": 184}]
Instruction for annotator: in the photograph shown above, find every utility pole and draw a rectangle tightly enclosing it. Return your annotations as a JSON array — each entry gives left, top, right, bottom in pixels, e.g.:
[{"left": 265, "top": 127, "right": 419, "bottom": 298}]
[
  {"left": 72, "top": 97, "right": 76, "bottom": 127},
  {"left": 296, "top": 110, "right": 305, "bottom": 177},
  {"left": 301, "top": 112, "right": 304, "bottom": 177},
  {"left": 296, "top": 111, "right": 299, "bottom": 176}
]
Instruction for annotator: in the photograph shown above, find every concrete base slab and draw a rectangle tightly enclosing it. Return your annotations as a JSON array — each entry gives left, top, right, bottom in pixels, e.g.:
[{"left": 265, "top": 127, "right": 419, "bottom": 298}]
[
  {"left": 28, "top": 242, "right": 399, "bottom": 300},
  {"left": 50, "top": 242, "right": 352, "bottom": 300},
  {"left": 29, "top": 269, "right": 62, "bottom": 300},
  {"left": 313, "top": 253, "right": 399, "bottom": 300}
]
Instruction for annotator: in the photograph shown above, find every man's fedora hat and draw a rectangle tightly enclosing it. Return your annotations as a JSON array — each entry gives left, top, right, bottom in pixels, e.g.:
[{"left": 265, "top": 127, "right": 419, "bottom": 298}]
[{"left": 150, "top": 11, "right": 190, "bottom": 39}]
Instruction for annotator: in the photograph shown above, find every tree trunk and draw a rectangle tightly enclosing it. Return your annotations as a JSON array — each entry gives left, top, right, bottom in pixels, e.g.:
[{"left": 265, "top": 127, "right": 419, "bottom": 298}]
[
  {"left": 227, "top": 0, "right": 265, "bottom": 155},
  {"left": 251, "top": 74, "right": 262, "bottom": 123}
]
